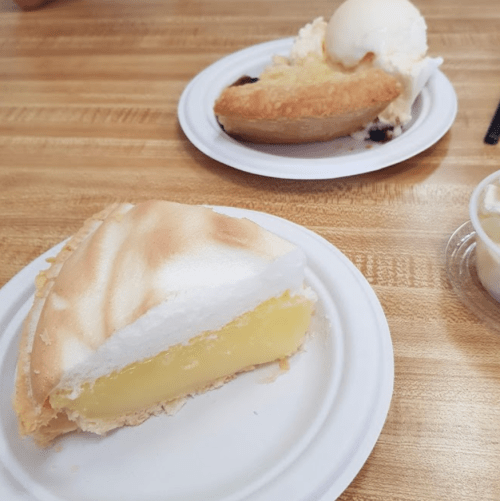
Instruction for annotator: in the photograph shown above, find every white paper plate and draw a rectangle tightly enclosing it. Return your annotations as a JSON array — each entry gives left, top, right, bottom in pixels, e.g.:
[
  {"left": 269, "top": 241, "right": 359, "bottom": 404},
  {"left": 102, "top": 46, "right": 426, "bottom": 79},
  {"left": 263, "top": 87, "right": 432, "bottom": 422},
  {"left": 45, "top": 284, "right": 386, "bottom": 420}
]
[
  {"left": 178, "top": 38, "right": 457, "bottom": 180},
  {"left": 0, "top": 207, "right": 393, "bottom": 501}
]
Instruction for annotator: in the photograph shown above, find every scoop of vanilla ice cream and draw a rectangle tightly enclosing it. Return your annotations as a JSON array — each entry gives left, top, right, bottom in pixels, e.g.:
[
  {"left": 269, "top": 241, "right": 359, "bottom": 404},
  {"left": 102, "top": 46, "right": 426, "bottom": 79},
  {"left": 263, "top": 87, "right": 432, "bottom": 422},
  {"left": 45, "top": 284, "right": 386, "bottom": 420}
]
[
  {"left": 326, "top": 0, "right": 427, "bottom": 68},
  {"left": 325, "top": 0, "right": 442, "bottom": 127}
]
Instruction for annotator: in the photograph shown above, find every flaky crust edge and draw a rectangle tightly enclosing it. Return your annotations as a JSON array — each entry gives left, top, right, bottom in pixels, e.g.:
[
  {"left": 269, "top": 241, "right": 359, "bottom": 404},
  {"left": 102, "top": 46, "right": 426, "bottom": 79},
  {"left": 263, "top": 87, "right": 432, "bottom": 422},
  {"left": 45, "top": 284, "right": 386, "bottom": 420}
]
[{"left": 12, "top": 203, "right": 124, "bottom": 446}]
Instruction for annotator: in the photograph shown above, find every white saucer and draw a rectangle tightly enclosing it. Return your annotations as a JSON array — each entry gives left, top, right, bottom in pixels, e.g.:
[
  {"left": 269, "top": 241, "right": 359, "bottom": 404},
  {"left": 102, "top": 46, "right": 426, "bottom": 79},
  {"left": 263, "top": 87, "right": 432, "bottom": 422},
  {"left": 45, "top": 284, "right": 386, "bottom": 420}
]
[
  {"left": 0, "top": 207, "right": 393, "bottom": 501},
  {"left": 178, "top": 38, "right": 458, "bottom": 180}
]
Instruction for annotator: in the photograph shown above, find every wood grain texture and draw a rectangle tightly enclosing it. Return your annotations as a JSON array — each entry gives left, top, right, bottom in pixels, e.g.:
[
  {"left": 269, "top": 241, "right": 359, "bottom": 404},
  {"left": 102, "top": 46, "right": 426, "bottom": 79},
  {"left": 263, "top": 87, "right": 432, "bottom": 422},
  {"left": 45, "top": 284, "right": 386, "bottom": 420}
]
[{"left": 1, "top": 0, "right": 500, "bottom": 499}]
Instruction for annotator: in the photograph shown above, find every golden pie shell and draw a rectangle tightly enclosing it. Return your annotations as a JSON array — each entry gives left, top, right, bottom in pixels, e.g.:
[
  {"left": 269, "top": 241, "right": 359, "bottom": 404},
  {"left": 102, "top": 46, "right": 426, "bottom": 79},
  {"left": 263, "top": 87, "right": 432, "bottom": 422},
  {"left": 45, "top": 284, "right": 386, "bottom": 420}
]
[{"left": 214, "top": 58, "right": 401, "bottom": 144}]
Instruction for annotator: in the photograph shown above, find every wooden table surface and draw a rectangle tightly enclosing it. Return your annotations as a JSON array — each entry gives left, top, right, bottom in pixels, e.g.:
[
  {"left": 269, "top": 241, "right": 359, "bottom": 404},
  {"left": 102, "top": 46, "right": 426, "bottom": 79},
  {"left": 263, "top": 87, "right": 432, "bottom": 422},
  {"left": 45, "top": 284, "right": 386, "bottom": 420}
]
[{"left": 1, "top": 0, "right": 500, "bottom": 499}]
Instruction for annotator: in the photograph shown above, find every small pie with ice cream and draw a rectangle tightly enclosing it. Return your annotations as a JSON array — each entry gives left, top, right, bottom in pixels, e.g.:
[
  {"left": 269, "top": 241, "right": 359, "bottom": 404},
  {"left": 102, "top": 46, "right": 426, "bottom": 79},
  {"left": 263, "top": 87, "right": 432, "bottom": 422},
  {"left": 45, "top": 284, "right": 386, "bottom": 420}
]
[
  {"left": 214, "top": 0, "right": 442, "bottom": 144},
  {"left": 13, "top": 201, "right": 316, "bottom": 446}
]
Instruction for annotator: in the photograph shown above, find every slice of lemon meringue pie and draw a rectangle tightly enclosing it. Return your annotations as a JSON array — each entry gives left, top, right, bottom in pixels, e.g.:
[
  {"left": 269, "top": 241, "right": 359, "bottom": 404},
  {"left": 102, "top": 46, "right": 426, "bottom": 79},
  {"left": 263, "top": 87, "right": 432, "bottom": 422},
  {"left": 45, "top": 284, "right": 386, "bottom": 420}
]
[{"left": 13, "top": 201, "right": 316, "bottom": 446}]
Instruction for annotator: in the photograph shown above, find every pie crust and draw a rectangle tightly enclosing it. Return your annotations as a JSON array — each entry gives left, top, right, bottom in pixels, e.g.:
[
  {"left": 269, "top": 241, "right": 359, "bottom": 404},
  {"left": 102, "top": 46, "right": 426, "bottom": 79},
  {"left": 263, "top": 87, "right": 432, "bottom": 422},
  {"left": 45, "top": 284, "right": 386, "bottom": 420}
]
[{"left": 214, "top": 55, "right": 401, "bottom": 144}]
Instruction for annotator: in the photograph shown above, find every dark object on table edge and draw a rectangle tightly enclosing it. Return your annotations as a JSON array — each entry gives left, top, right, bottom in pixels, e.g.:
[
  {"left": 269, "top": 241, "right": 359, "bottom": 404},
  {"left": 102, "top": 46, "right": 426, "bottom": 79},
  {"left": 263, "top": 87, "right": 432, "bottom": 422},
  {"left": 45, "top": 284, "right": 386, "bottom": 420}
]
[
  {"left": 13, "top": 0, "right": 53, "bottom": 10},
  {"left": 484, "top": 100, "right": 500, "bottom": 145}
]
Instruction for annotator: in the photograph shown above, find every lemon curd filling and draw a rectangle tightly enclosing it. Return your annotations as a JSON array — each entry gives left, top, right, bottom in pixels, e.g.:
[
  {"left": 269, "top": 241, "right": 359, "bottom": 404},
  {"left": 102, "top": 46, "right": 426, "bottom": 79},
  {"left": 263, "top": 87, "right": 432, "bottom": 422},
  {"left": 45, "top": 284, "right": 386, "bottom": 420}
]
[{"left": 49, "top": 292, "right": 314, "bottom": 421}]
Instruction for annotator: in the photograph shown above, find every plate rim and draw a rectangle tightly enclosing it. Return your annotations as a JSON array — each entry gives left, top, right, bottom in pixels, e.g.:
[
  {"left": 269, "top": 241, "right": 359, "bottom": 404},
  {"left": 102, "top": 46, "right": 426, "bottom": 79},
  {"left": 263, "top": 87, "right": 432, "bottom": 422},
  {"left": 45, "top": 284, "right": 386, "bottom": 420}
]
[
  {"left": 0, "top": 207, "right": 394, "bottom": 501},
  {"left": 178, "top": 37, "right": 458, "bottom": 180}
]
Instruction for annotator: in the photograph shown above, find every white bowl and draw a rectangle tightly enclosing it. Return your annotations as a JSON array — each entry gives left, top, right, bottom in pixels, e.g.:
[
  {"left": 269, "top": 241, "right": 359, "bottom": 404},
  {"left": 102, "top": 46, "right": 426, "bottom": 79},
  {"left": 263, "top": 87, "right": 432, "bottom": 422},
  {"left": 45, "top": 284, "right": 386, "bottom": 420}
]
[{"left": 469, "top": 170, "right": 500, "bottom": 302}]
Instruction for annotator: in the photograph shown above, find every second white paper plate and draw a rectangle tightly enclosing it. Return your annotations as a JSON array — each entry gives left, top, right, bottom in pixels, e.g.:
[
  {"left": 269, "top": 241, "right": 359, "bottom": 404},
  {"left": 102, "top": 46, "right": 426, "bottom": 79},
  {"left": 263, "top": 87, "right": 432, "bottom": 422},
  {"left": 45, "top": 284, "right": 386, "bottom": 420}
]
[{"left": 178, "top": 38, "right": 457, "bottom": 180}]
